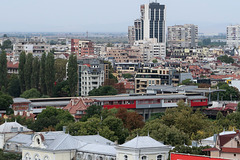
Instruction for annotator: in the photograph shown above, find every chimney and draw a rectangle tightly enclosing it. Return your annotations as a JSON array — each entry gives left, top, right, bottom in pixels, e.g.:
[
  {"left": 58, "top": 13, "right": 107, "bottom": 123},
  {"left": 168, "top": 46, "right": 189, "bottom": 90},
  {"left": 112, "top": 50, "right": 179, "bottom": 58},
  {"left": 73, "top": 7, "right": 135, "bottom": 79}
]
[
  {"left": 19, "top": 111, "right": 23, "bottom": 116},
  {"left": 26, "top": 111, "right": 30, "bottom": 117},
  {"left": 71, "top": 100, "right": 74, "bottom": 106},
  {"left": 63, "top": 126, "right": 67, "bottom": 133}
]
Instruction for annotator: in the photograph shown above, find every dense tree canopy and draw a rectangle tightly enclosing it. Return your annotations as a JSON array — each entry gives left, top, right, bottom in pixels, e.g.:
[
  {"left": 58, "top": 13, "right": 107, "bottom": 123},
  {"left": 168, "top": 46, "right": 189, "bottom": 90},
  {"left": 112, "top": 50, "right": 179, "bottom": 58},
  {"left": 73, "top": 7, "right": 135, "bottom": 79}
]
[
  {"left": 20, "top": 88, "right": 41, "bottom": 99},
  {"left": 0, "top": 92, "right": 13, "bottom": 114},
  {"left": 89, "top": 86, "right": 118, "bottom": 96},
  {"left": 67, "top": 54, "right": 78, "bottom": 96},
  {"left": 217, "top": 55, "right": 234, "bottom": 63},
  {"left": 0, "top": 51, "right": 8, "bottom": 90},
  {"left": 29, "top": 107, "right": 74, "bottom": 132}
]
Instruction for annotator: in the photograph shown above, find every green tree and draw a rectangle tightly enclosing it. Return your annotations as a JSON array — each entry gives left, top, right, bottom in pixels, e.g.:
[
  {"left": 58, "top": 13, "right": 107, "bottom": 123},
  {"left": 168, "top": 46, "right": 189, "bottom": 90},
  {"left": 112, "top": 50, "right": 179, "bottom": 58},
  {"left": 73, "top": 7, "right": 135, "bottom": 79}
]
[
  {"left": 67, "top": 54, "right": 78, "bottom": 96},
  {"left": 81, "top": 105, "right": 102, "bottom": 121},
  {"left": 24, "top": 53, "right": 33, "bottom": 90},
  {"left": 170, "top": 145, "right": 211, "bottom": 156},
  {"left": 53, "top": 80, "right": 70, "bottom": 97},
  {"left": 162, "top": 101, "right": 207, "bottom": 138},
  {"left": 122, "top": 73, "right": 132, "bottom": 79},
  {"left": 0, "top": 149, "right": 21, "bottom": 160},
  {"left": 1, "top": 39, "right": 12, "bottom": 50},
  {"left": 31, "top": 57, "right": 40, "bottom": 89},
  {"left": 217, "top": 55, "right": 234, "bottom": 64},
  {"left": 45, "top": 52, "right": 55, "bottom": 96},
  {"left": 152, "top": 59, "right": 158, "bottom": 63},
  {"left": 19, "top": 52, "right": 26, "bottom": 93},
  {"left": 212, "top": 82, "right": 240, "bottom": 101},
  {"left": 127, "top": 119, "right": 190, "bottom": 146},
  {"left": 8, "top": 75, "right": 21, "bottom": 97},
  {"left": 20, "top": 88, "right": 41, "bottom": 98},
  {"left": 55, "top": 59, "right": 68, "bottom": 82},
  {"left": 30, "top": 107, "right": 74, "bottom": 131},
  {"left": 40, "top": 53, "right": 47, "bottom": 95},
  {"left": 89, "top": 86, "right": 118, "bottom": 96},
  {"left": 0, "top": 92, "right": 13, "bottom": 114},
  {"left": 0, "top": 51, "right": 8, "bottom": 90}
]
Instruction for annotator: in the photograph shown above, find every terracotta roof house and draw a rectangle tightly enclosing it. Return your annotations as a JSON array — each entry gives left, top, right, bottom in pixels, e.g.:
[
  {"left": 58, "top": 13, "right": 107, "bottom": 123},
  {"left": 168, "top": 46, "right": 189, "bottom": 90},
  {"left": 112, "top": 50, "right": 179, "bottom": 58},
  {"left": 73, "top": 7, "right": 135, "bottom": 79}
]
[
  {"left": 63, "top": 97, "right": 94, "bottom": 121},
  {"left": 203, "top": 131, "right": 240, "bottom": 159}
]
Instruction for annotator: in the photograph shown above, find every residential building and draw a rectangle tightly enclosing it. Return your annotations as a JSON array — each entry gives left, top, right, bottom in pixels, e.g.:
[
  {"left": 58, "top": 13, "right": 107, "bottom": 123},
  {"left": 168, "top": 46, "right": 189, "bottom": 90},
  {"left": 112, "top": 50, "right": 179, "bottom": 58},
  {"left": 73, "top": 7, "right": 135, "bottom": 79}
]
[
  {"left": 168, "top": 24, "right": 198, "bottom": 48},
  {"left": 13, "top": 37, "right": 50, "bottom": 59},
  {"left": 7, "top": 61, "right": 19, "bottom": 74},
  {"left": 116, "top": 136, "right": 171, "bottom": 160},
  {"left": 128, "top": 26, "right": 135, "bottom": 46},
  {"left": 133, "top": 2, "right": 166, "bottom": 43},
  {"left": 105, "top": 47, "right": 143, "bottom": 63},
  {"left": 227, "top": 25, "right": 240, "bottom": 48},
  {"left": 171, "top": 153, "right": 229, "bottom": 160},
  {"left": 63, "top": 97, "right": 94, "bottom": 121},
  {"left": 0, "top": 121, "right": 33, "bottom": 149},
  {"left": 71, "top": 39, "right": 94, "bottom": 57},
  {"left": 133, "top": 38, "right": 166, "bottom": 61},
  {"left": 203, "top": 131, "right": 240, "bottom": 159},
  {"left": 77, "top": 58, "right": 108, "bottom": 96},
  {"left": 134, "top": 67, "right": 171, "bottom": 93}
]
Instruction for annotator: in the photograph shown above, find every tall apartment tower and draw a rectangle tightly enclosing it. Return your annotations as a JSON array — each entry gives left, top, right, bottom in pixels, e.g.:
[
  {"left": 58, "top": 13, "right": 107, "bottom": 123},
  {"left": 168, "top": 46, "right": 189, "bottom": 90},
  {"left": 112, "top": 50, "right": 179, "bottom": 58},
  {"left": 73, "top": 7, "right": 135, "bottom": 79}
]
[
  {"left": 129, "top": 2, "right": 166, "bottom": 44},
  {"left": 227, "top": 25, "right": 240, "bottom": 48},
  {"left": 167, "top": 24, "right": 198, "bottom": 48},
  {"left": 140, "top": 2, "right": 166, "bottom": 43}
]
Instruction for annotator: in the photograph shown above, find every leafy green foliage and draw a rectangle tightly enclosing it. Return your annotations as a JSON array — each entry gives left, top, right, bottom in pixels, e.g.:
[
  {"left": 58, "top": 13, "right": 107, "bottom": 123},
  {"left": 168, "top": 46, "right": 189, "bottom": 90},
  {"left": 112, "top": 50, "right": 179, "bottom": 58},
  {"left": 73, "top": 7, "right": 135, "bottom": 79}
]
[
  {"left": 31, "top": 57, "right": 40, "bottom": 89},
  {"left": 128, "top": 119, "right": 190, "bottom": 146},
  {"left": 19, "top": 52, "right": 26, "bottom": 92},
  {"left": 217, "top": 55, "right": 234, "bottom": 63},
  {"left": 55, "top": 59, "right": 68, "bottom": 82},
  {"left": 24, "top": 53, "right": 33, "bottom": 90},
  {"left": 8, "top": 75, "right": 21, "bottom": 97},
  {"left": 0, "top": 51, "right": 8, "bottom": 90},
  {"left": 212, "top": 82, "right": 240, "bottom": 101},
  {"left": 181, "top": 79, "right": 194, "bottom": 85},
  {"left": 0, "top": 149, "right": 21, "bottom": 160},
  {"left": 162, "top": 101, "right": 207, "bottom": 137},
  {"left": 122, "top": 73, "right": 133, "bottom": 79},
  {"left": 67, "top": 54, "right": 78, "bottom": 96},
  {"left": 53, "top": 80, "right": 70, "bottom": 97},
  {"left": 0, "top": 39, "right": 12, "bottom": 50},
  {"left": 40, "top": 53, "right": 47, "bottom": 95},
  {"left": 152, "top": 59, "right": 158, "bottom": 63},
  {"left": 45, "top": 52, "right": 55, "bottom": 96},
  {"left": 0, "top": 92, "right": 13, "bottom": 113},
  {"left": 29, "top": 107, "right": 74, "bottom": 132},
  {"left": 170, "top": 145, "right": 211, "bottom": 156},
  {"left": 81, "top": 105, "right": 102, "bottom": 121},
  {"left": 89, "top": 85, "right": 118, "bottom": 96},
  {"left": 20, "top": 88, "right": 41, "bottom": 98}
]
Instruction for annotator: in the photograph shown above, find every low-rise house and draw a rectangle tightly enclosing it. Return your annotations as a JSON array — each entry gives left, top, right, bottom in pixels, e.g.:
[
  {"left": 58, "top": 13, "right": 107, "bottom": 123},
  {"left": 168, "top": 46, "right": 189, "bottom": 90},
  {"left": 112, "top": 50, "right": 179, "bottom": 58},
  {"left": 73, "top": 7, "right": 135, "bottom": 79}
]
[
  {"left": 203, "top": 131, "right": 240, "bottom": 159},
  {"left": 116, "top": 136, "right": 171, "bottom": 160},
  {"left": 0, "top": 121, "right": 33, "bottom": 149}
]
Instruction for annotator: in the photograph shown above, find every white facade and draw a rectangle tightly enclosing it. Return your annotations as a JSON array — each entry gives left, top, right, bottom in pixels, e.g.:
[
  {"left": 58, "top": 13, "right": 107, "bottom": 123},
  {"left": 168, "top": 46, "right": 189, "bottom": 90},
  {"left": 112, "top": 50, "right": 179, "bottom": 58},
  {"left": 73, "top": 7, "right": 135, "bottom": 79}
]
[
  {"left": 227, "top": 25, "right": 240, "bottom": 48},
  {"left": 134, "top": 38, "right": 166, "bottom": 61},
  {"left": 168, "top": 24, "right": 198, "bottom": 48}
]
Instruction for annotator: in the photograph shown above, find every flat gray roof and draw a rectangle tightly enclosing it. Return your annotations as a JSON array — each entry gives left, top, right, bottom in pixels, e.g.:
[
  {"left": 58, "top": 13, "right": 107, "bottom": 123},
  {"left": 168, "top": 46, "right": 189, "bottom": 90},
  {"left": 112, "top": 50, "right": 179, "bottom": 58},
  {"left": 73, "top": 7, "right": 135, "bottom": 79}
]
[
  {"left": 187, "top": 96, "right": 208, "bottom": 100},
  {"left": 31, "top": 101, "right": 69, "bottom": 107},
  {"left": 93, "top": 95, "right": 187, "bottom": 101}
]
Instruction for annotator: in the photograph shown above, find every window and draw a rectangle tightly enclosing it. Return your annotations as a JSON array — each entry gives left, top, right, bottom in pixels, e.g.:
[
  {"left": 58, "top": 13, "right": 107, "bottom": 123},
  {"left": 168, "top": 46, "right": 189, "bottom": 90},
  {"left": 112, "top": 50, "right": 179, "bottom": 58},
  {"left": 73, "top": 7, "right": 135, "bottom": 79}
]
[
  {"left": 124, "top": 155, "right": 128, "bottom": 160},
  {"left": 25, "top": 153, "right": 31, "bottom": 160},
  {"left": 99, "top": 156, "right": 103, "bottom": 160},
  {"left": 44, "top": 156, "right": 49, "bottom": 160},
  {"left": 35, "top": 154, "right": 40, "bottom": 160},
  {"left": 88, "top": 155, "right": 93, "bottom": 160},
  {"left": 157, "top": 155, "right": 162, "bottom": 160},
  {"left": 142, "top": 156, "right": 147, "bottom": 160}
]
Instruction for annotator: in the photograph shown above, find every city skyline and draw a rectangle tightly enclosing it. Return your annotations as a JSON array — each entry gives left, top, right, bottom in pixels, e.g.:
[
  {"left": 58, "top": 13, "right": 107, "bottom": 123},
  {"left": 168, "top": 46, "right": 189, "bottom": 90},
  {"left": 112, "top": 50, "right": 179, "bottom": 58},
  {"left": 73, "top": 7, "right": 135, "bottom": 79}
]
[{"left": 0, "top": 0, "right": 239, "bottom": 34}]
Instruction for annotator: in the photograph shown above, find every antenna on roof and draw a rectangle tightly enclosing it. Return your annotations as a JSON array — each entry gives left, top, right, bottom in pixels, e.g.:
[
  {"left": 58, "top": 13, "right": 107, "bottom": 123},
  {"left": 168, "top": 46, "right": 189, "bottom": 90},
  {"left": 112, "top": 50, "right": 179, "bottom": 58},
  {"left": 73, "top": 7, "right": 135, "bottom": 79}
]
[
  {"left": 15, "top": 119, "right": 16, "bottom": 122},
  {"left": 97, "top": 131, "right": 99, "bottom": 135},
  {"left": 148, "top": 130, "right": 150, "bottom": 137}
]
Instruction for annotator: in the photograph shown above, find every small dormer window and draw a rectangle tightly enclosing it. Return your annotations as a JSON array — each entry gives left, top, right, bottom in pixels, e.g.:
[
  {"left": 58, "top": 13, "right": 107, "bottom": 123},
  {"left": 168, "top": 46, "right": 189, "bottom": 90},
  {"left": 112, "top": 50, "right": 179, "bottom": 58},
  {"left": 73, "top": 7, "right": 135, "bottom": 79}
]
[
  {"left": 157, "top": 155, "right": 162, "bottom": 160},
  {"left": 124, "top": 155, "right": 128, "bottom": 160},
  {"left": 37, "top": 138, "right": 40, "bottom": 145},
  {"left": 142, "top": 156, "right": 147, "bottom": 160}
]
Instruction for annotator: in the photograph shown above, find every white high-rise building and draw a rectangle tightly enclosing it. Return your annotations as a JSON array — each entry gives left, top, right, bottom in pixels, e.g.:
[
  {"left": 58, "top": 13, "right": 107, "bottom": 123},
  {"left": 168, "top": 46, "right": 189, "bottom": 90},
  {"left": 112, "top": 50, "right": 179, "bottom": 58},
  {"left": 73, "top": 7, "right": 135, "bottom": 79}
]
[
  {"left": 227, "top": 25, "right": 240, "bottom": 48},
  {"left": 130, "top": 2, "right": 166, "bottom": 44},
  {"left": 167, "top": 24, "right": 198, "bottom": 48}
]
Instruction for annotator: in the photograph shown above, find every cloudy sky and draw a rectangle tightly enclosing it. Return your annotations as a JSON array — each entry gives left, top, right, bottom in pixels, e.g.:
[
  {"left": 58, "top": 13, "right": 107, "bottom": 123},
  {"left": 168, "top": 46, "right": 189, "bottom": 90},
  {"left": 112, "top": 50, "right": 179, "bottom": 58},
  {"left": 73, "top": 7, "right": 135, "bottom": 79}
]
[{"left": 0, "top": 0, "right": 239, "bottom": 34}]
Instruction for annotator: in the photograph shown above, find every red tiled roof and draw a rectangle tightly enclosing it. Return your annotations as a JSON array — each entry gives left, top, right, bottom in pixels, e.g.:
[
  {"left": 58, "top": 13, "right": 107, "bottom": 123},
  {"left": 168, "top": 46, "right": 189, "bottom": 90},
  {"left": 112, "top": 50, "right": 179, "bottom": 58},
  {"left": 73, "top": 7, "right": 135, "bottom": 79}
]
[
  {"left": 222, "top": 147, "right": 240, "bottom": 153},
  {"left": 219, "top": 133, "right": 237, "bottom": 147},
  {"left": 7, "top": 61, "right": 19, "bottom": 69},
  {"left": 63, "top": 97, "right": 94, "bottom": 115}
]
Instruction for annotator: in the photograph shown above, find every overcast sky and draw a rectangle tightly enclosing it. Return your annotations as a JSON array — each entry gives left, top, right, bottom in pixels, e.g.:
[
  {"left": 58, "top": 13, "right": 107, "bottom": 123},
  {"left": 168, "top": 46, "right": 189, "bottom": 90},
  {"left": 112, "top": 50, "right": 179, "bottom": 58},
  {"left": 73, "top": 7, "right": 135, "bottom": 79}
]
[{"left": 0, "top": 0, "right": 239, "bottom": 34}]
